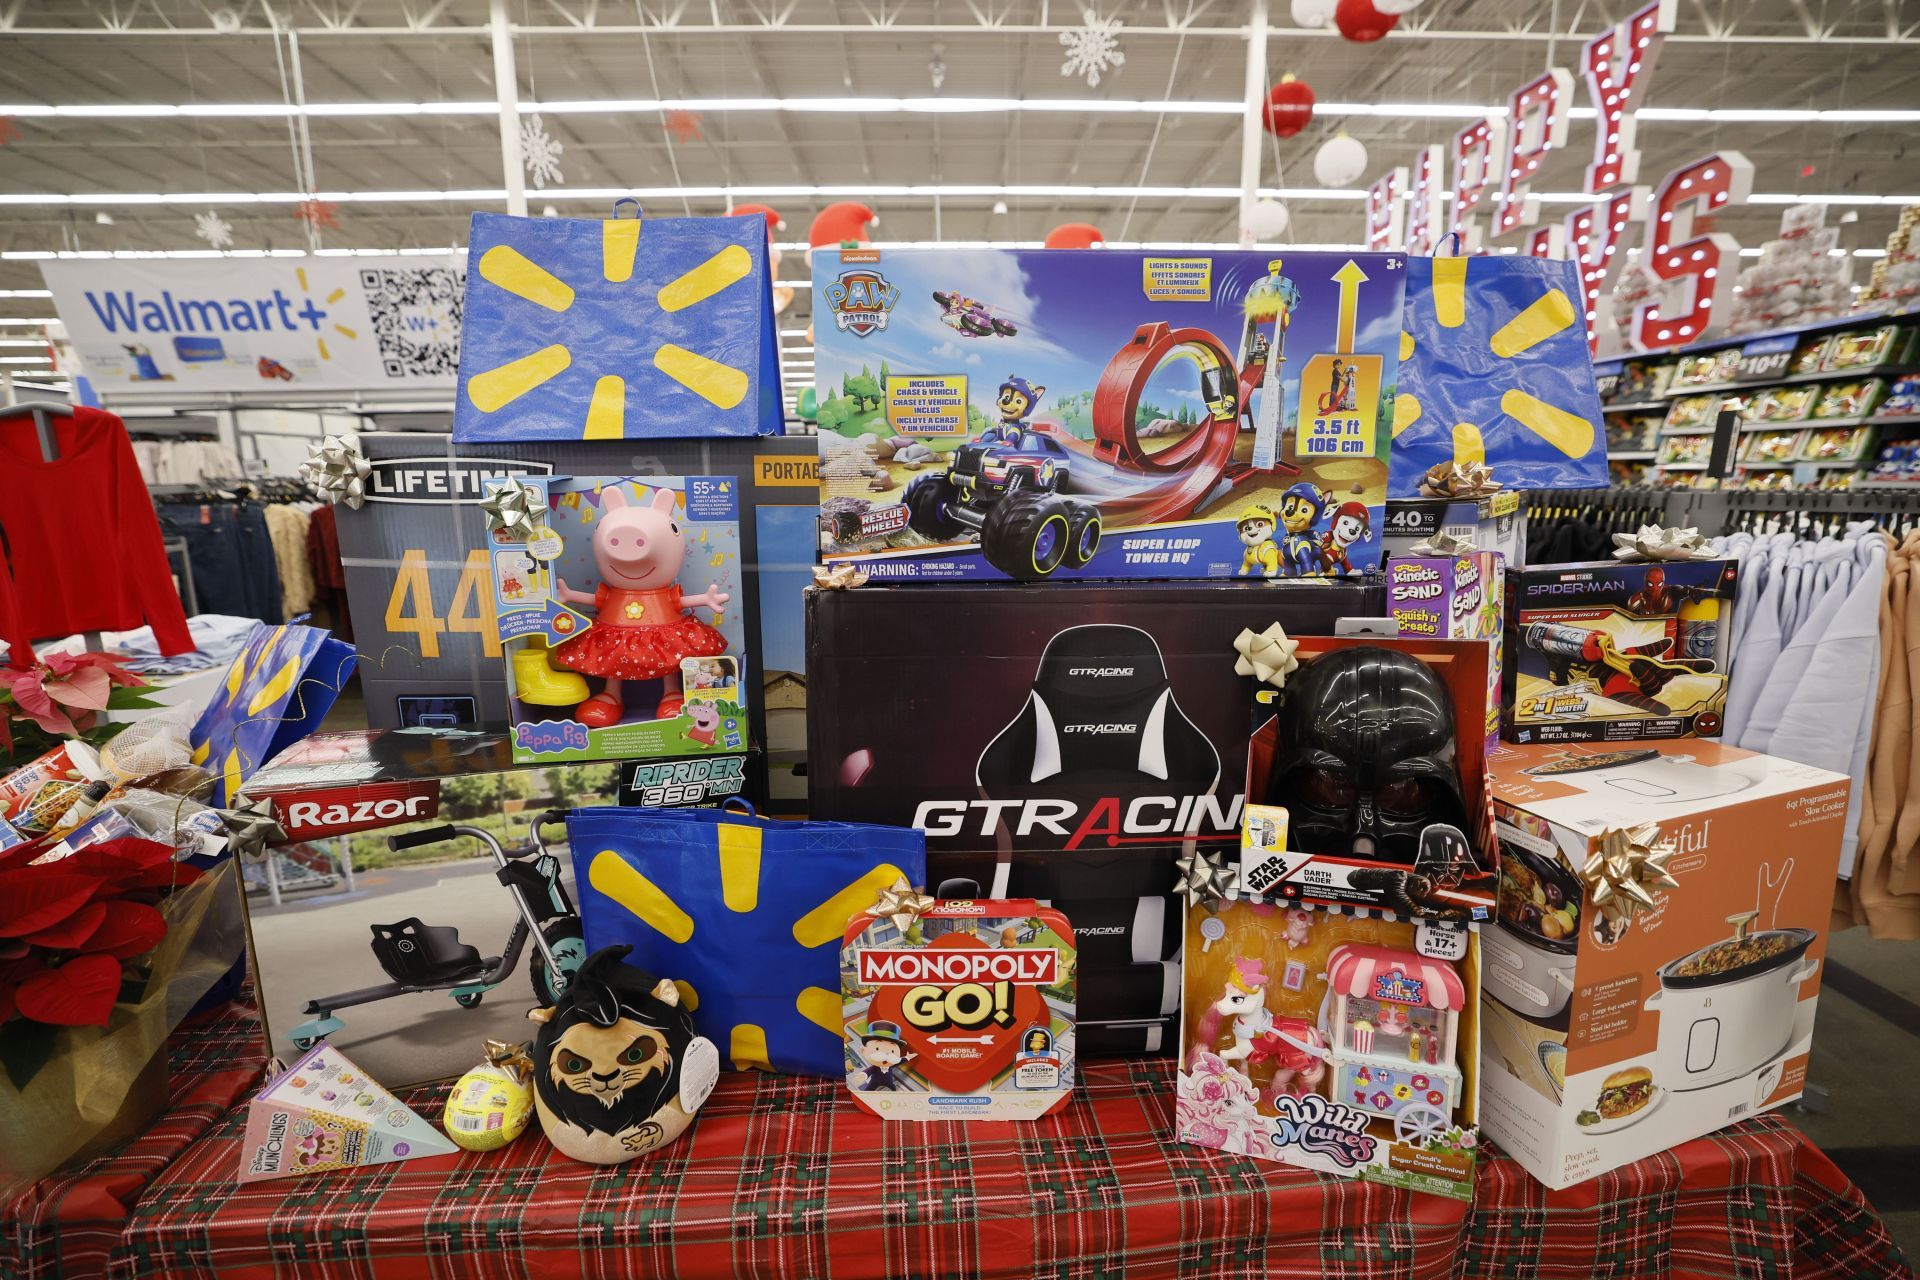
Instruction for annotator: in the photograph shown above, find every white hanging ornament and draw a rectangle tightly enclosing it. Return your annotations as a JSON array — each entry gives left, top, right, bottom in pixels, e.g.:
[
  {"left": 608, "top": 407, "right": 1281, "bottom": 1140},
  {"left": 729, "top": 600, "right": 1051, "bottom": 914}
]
[
  {"left": 1059, "top": 9, "right": 1126, "bottom": 87},
  {"left": 1290, "top": 0, "right": 1338, "bottom": 28},
  {"left": 519, "top": 113, "right": 565, "bottom": 190},
  {"left": 1314, "top": 133, "right": 1370, "bottom": 187},
  {"left": 1371, "top": 0, "right": 1426, "bottom": 13},
  {"left": 1244, "top": 199, "right": 1291, "bottom": 242},
  {"left": 194, "top": 210, "right": 234, "bottom": 251}
]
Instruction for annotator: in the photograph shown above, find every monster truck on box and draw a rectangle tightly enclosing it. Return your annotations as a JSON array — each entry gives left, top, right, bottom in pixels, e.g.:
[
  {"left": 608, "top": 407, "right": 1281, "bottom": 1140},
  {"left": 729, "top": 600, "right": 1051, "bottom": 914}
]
[{"left": 902, "top": 427, "right": 1102, "bottom": 579}]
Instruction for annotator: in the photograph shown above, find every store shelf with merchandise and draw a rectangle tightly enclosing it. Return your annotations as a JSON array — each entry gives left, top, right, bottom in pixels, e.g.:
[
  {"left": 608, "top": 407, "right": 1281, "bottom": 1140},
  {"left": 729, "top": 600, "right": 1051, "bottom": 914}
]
[{"left": 1600, "top": 309, "right": 1920, "bottom": 494}]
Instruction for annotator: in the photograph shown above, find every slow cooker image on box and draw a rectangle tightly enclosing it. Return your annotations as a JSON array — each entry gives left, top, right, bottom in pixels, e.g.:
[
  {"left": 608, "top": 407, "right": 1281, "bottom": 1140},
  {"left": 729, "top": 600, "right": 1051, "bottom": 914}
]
[
  {"left": 1643, "top": 914, "right": 1818, "bottom": 1092},
  {"left": 1484, "top": 843, "right": 1582, "bottom": 1018},
  {"left": 1520, "top": 749, "right": 1765, "bottom": 807}
]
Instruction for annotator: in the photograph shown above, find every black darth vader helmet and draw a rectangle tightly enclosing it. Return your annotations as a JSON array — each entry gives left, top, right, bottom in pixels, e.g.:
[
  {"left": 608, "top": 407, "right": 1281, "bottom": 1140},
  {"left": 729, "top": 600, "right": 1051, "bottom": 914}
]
[{"left": 1265, "top": 645, "right": 1469, "bottom": 861}]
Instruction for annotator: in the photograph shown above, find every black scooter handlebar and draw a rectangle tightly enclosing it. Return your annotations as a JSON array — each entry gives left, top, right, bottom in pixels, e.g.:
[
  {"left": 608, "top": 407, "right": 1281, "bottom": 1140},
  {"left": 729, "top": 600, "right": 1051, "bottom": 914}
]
[{"left": 387, "top": 824, "right": 459, "bottom": 852}]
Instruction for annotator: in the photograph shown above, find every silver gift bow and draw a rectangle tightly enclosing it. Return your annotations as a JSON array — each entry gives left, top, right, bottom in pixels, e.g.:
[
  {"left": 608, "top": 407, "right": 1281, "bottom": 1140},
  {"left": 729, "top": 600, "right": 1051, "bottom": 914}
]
[
  {"left": 1174, "top": 849, "right": 1238, "bottom": 912},
  {"left": 1406, "top": 529, "right": 1478, "bottom": 558},
  {"left": 478, "top": 481, "right": 541, "bottom": 538},
  {"left": 1419, "top": 460, "right": 1503, "bottom": 499},
  {"left": 1610, "top": 523, "right": 1714, "bottom": 562},
  {"left": 215, "top": 798, "right": 286, "bottom": 860},
  {"left": 299, "top": 433, "right": 371, "bottom": 509}
]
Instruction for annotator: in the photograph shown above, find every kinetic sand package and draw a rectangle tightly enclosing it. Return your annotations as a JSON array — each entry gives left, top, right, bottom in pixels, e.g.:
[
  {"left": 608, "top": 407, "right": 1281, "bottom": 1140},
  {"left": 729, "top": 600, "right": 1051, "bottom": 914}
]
[{"left": 813, "top": 249, "right": 1406, "bottom": 581}]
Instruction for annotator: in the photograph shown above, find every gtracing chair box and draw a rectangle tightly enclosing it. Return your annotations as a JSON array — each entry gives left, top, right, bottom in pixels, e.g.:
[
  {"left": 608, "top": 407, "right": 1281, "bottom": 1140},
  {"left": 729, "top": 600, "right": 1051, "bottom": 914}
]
[
  {"left": 1504, "top": 559, "right": 1738, "bottom": 744},
  {"left": 812, "top": 248, "right": 1407, "bottom": 582},
  {"left": 806, "top": 579, "right": 1378, "bottom": 1055}
]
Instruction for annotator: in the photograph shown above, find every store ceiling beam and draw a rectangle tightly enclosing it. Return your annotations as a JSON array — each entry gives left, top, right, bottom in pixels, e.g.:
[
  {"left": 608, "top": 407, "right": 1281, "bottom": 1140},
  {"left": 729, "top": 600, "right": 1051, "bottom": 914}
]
[{"left": 6, "top": 17, "right": 1918, "bottom": 44}]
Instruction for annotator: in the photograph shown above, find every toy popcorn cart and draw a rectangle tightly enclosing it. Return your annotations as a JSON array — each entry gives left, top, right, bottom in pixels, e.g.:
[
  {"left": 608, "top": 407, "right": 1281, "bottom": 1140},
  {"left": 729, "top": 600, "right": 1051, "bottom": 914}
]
[{"left": 1324, "top": 943, "right": 1466, "bottom": 1145}]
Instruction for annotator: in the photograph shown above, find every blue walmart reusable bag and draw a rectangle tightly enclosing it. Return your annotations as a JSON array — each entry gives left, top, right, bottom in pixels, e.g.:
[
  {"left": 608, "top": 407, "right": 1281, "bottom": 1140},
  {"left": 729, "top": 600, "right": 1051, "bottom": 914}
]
[
  {"left": 454, "top": 202, "right": 784, "bottom": 441},
  {"left": 1389, "top": 253, "right": 1609, "bottom": 495},
  {"left": 190, "top": 623, "right": 357, "bottom": 806},
  {"left": 568, "top": 802, "right": 925, "bottom": 1077}
]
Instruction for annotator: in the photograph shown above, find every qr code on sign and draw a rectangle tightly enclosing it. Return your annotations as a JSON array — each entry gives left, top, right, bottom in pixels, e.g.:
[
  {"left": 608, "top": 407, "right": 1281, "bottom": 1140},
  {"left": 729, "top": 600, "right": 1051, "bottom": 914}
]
[{"left": 359, "top": 267, "right": 462, "bottom": 379}]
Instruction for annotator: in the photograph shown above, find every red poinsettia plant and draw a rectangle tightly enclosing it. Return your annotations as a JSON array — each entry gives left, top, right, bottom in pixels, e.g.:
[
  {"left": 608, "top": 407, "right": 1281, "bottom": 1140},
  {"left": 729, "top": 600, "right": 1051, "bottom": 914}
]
[
  {"left": 0, "top": 651, "right": 157, "bottom": 765},
  {"left": 0, "top": 836, "right": 195, "bottom": 1030}
]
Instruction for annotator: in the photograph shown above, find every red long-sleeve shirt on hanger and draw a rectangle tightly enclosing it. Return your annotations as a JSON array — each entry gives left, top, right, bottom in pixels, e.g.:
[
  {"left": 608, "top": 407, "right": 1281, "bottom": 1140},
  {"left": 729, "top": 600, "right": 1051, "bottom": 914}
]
[{"left": 0, "top": 405, "right": 195, "bottom": 658}]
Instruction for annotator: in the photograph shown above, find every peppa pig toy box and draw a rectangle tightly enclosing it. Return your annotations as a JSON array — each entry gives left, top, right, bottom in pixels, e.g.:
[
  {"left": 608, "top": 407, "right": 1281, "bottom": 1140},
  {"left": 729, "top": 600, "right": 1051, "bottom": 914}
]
[
  {"left": 812, "top": 247, "right": 1406, "bottom": 582},
  {"left": 488, "top": 475, "right": 748, "bottom": 766}
]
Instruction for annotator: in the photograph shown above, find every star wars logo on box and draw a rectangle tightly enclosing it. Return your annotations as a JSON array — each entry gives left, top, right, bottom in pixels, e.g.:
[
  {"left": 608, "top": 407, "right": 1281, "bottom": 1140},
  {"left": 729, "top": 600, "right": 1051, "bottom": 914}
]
[{"left": 806, "top": 579, "right": 1378, "bottom": 1056}]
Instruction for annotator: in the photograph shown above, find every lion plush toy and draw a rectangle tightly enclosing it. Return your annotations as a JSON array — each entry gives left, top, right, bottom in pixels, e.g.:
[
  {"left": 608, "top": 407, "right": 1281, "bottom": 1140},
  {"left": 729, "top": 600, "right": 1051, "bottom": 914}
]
[{"left": 528, "top": 945, "right": 719, "bottom": 1164}]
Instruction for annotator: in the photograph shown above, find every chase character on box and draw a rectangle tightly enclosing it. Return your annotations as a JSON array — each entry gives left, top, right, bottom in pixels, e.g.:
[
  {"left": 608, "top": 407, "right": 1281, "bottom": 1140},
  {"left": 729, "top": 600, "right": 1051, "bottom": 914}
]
[
  {"left": 853, "top": 1020, "right": 916, "bottom": 1091},
  {"left": 994, "top": 376, "right": 1044, "bottom": 431},
  {"left": 1279, "top": 482, "right": 1332, "bottom": 576},
  {"left": 553, "top": 486, "right": 730, "bottom": 725},
  {"left": 1237, "top": 505, "right": 1282, "bottom": 578},
  {"left": 1319, "top": 501, "right": 1372, "bottom": 576}
]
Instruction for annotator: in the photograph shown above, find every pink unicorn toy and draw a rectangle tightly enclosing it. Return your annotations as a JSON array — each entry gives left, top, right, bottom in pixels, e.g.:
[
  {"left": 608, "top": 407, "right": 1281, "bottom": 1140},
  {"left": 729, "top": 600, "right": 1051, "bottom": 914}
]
[
  {"left": 552, "top": 486, "right": 730, "bottom": 726},
  {"left": 1191, "top": 957, "right": 1329, "bottom": 1102}
]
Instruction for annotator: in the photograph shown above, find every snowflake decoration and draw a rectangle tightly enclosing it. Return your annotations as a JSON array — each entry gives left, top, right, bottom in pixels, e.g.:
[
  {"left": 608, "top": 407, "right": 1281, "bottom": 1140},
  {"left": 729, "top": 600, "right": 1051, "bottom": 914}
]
[
  {"left": 294, "top": 196, "right": 339, "bottom": 231},
  {"left": 194, "top": 210, "right": 234, "bottom": 251},
  {"left": 519, "top": 112, "right": 565, "bottom": 190},
  {"left": 1059, "top": 9, "right": 1125, "bottom": 87},
  {"left": 664, "top": 109, "right": 703, "bottom": 144}
]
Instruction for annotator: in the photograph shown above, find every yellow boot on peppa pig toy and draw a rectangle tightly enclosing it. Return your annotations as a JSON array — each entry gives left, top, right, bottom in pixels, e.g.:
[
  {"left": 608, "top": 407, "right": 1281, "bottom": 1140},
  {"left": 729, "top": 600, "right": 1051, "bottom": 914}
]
[{"left": 512, "top": 640, "right": 591, "bottom": 706}]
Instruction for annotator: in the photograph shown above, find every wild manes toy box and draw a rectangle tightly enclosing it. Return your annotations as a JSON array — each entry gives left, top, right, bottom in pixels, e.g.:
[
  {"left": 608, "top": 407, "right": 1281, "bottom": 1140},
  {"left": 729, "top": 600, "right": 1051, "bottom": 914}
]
[
  {"left": 489, "top": 476, "right": 748, "bottom": 765},
  {"left": 1505, "top": 559, "right": 1737, "bottom": 743},
  {"left": 1479, "top": 739, "right": 1849, "bottom": 1188},
  {"left": 1177, "top": 898, "right": 1483, "bottom": 1200},
  {"left": 813, "top": 248, "right": 1406, "bottom": 581},
  {"left": 841, "top": 898, "right": 1075, "bottom": 1120}
]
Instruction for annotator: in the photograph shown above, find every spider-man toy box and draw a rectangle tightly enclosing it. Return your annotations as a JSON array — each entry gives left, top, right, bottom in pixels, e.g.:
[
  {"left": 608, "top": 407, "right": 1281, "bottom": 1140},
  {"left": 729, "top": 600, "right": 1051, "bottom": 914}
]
[{"left": 1504, "top": 559, "right": 1738, "bottom": 743}]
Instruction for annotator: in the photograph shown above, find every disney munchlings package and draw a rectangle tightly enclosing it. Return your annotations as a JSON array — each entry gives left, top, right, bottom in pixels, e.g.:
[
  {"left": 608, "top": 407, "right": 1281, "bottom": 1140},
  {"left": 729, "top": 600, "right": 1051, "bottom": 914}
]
[
  {"left": 841, "top": 898, "right": 1075, "bottom": 1120},
  {"left": 239, "top": 1043, "right": 456, "bottom": 1182}
]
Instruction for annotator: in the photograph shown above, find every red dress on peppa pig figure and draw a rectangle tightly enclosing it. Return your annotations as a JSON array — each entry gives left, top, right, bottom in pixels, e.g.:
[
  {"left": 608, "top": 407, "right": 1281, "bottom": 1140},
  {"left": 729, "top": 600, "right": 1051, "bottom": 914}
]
[{"left": 551, "top": 486, "right": 730, "bottom": 726}]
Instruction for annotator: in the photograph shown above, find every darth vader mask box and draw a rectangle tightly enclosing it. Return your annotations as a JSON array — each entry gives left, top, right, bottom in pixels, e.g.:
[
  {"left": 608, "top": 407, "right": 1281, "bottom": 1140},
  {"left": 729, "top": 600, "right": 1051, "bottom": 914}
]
[
  {"left": 1244, "top": 637, "right": 1497, "bottom": 920},
  {"left": 807, "top": 578, "right": 1378, "bottom": 1055}
]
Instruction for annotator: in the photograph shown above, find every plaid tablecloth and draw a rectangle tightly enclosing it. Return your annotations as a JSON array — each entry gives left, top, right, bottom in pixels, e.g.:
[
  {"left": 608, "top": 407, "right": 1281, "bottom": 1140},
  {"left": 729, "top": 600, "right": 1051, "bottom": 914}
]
[
  {"left": 0, "top": 1000, "right": 265, "bottom": 1280},
  {"left": 5, "top": 1005, "right": 1912, "bottom": 1280}
]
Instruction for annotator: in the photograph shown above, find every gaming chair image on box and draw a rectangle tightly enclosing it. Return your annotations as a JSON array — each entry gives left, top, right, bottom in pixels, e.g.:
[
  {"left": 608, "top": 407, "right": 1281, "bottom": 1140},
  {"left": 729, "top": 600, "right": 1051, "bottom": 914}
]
[{"left": 950, "top": 624, "right": 1222, "bottom": 1048}]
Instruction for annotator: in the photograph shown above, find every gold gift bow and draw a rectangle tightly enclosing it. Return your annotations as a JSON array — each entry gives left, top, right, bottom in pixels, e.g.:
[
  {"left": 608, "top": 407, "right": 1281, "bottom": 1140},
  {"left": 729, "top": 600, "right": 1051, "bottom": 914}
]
[
  {"left": 1232, "top": 623, "right": 1301, "bottom": 689},
  {"left": 1418, "top": 460, "right": 1503, "bottom": 499},
  {"left": 812, "top": 564, "right": 870, "bottom": 590},
  {"left": 872, "top": 875, "right": 936, "bottom": 935},
  {"left": 1581, "top": 823, "right": 1681, "bottom": 927},
  {"left": 484, "top": 1039, "right": 536, "bottom": 1086}
]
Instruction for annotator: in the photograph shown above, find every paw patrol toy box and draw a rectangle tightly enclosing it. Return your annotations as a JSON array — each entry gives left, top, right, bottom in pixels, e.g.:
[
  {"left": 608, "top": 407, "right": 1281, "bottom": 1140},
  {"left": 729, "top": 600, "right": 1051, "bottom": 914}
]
[
  {"left": 1505, "top": 559, "right": 1737, "bottom": 744},
  {"left": 813, "top": 248, "right": 1406, "bottom": 582},
  {"left": 487, "top": 475, "right": 749, "bottom": 766},
  {"left": 842, "top": 898, "right": 1075, "bottom": 1120}
]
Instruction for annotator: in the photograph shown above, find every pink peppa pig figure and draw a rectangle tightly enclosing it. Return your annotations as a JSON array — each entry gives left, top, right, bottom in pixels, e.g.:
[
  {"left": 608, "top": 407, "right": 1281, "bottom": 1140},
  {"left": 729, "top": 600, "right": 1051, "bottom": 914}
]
[{"left": 552, "top": 486, "right": 730, "bottom": 726}]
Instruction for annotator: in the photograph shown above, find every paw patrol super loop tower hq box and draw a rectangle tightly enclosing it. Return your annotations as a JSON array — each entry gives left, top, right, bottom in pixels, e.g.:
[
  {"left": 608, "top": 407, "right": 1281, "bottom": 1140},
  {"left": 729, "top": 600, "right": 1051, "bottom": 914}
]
[{"left": 812, "top": 249, "right": 1407, "bottom": 582}]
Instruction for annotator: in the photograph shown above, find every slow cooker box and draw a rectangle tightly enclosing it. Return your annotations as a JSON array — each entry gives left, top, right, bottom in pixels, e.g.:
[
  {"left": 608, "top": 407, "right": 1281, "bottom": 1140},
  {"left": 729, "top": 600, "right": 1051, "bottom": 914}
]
[{"left": 1475, "top": 738, "right": 1851, "bottom": 1190}]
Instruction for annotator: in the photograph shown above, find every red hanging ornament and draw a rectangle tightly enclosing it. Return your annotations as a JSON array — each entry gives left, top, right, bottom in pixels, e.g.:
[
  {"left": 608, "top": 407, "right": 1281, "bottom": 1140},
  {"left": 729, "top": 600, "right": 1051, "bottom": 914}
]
[
  {"left": 664, "top": 109, "right": 704, "bottom": 143},
  {"left": 1044, "top": 222, "right": 1105, "bottom": 249},
  {"left": 0, "top": 117, "right": 20, "bottom": 147},
  {"left": 1334, "top": 0, "right": 1397, "bottom": 42},
  {"left": 1262, "top": 75, "right": 1316, "bottom": 138},
  {"left": 293, "top": 196, "right": 339, "bottom": 231}
]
